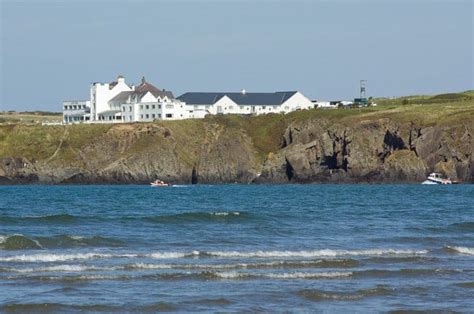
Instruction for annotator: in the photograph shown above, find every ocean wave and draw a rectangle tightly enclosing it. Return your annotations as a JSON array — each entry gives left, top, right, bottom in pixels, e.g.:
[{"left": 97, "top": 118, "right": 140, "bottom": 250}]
[
  {"left": 0, "top": 214, "right": 78, "bottom": 224},
  {"left": 0, "top": 248, "right": 429, "bottom": 263},
  {"left": 7, "top": 270, "right": 354, "bottom": 282},
  {"left": 445, "top": 246, "right": 474, "bottom": 255},
  {"left": 0, "top": 252, "right": 137, "bottom": 262},
  {"left": 202, "top": 248, "right": 429, "bottom": 258},
  {"left": 141, "top": 211, "right": 247, "bottom": 224},
  {"left": 353, "top": 268, "right": 463, "bottom": 278},
  {"left": 448, "top": 222, "right": 474, "bottom": 232},
  {"left": 0, "top": 234, "right": 125, "bottom": 250},
  {"left": 262, "top": 271, "right": 353, "bottom": 279},
  {"left": 298, "top": 285, "right": 393, "bottom": 301},
  {"left": 0, "top": 302, "right": 178, "bottom": 312},
  {"left": 0, "top": 234, "right": 43, "bottom": 250},
  {"left": 1, "top": 259, "right": 359, "bottom": 274}
]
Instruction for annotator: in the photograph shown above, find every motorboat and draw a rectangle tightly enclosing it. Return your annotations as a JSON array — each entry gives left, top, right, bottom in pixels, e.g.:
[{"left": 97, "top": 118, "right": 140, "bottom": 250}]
[
  {"left": 422, "top": 173, "right": 455, "bottom": 185},
  {"left": 150, "top": 179, "right": 170, "bottom": 187}
]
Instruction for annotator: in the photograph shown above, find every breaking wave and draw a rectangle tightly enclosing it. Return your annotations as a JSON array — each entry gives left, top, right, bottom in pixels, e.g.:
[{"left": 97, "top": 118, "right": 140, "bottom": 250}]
[
  {"left": 7, "top": 271, "right": 354, "bottom": 282},
  {"left": 444, "top": 246, "right": 474, "bottom": 255},
  {"left": 1, "top": 259, "right": 359, "bottom": 274},
  {"left": 202, "top": 248, "right": 428, "bottom": 258},
  {"left": 298, "top": 285, "right": 393, "bottom": 301},
  {"left": 0, "top": 248, "right": 430, "bottom": 262},
  {"left": 0, "top": 234, "right": 125, "bottom": 250}
]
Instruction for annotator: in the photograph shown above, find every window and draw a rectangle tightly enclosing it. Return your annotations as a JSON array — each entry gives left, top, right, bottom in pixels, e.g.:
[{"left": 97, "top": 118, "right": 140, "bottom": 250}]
[
  {"left": 129, "top": 106, "right": 132, "bottom": 112},
  {"left": 158, "top": 114, "right": 161, "bottom": 118},
  {"left": 240, "top": 106, "right": 244, "bottom": 110},
  {"left": 152, "top": 105, "right": 155, "bottom": 109},
  {"left": 140, "top": 105, "right": 143, "bottom": 110},
  {"left": 166, "top": 113, "right": 173, "bottom": 118},
  {"left": 140, "top": 114, "right": 143, "bottom": 119},
  {"left": 152, "top": 114, "right": 155, "bottom": 119},
  {"left": 262, "top": 106, "right": 266, "bottom": 109},
  {"left": 146, "top": 105, "right": 149, "bottom": 110},
  {"left": 158, "top": 105, "right": 161, "bottom": 109},
  {"left": 145, "top": 114, "right": 149, "bottom": 119},
  {"left": 129, "top": 115, "right": 132, "bottom": 121}
]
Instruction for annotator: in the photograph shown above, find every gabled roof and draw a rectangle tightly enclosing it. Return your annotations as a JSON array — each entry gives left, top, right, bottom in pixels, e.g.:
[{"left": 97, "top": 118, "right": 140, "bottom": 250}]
[
  {"left": 177, "top": 91, "right": 298, "bottom": 106},
  {"left": 176, "top": 93, "right": 227, "bottom": 105},
  {"left": 109, "top": 91, "right": 133, "bottom": 103},
  {"left": 134, "top": 80, "right": 174, "bottom": 99},
  {"left": 108, "top": 77, "right": 175, "bottom": 104}
]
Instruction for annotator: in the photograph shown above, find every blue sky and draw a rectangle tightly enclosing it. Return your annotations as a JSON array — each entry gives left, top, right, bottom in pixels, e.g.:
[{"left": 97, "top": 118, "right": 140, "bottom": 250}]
[{"left": 1, "top": 0, "right": 473, "bottom": 111}]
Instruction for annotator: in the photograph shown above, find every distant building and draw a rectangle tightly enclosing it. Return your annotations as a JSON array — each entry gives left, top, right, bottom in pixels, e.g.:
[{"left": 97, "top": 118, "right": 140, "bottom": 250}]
[
  {"left": 63, "top": 75, "right": 185, "bottom": 124},
  {"left": 177, "top": 91, "right": 313, "bottom": 116},
  {"left": 62, "top": 76, "right": 314, "bottom": 124},
  {"left": 312, "top": 100, "right": 337, "bottom": 109},
  {"left": 63, "top": 100, "right": 91, "bottom": 123}
]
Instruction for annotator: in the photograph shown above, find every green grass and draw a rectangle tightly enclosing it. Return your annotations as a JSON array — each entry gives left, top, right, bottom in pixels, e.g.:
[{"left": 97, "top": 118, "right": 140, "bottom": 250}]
[{"left": 0, "top": 91, "right": 472, "bottom": 165}]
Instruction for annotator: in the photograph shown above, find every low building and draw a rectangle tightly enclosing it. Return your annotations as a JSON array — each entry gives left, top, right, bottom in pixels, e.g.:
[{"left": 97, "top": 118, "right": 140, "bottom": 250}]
[
  {"left": 312, "top": 100, "right": 337, "bottom": 109},
  {"left": 62, "top": 76, "right": 315, "bottom": 123},
  {"left": 177, "top": 90, "right": 313, "bottom": 116},
  {"left": 63, "top": 76, "right": 184, "bottom": 124},
  {"left": 63, "top": 100, "right": 91, "bottom": 123},
  {"left": 112, "top": 78, "right": 187, "bottom": 122}
]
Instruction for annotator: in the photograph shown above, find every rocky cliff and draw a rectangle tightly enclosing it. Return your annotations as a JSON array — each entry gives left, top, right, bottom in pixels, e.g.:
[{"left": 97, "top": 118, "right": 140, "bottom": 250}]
[{"left": 1, "top": 96, "right": 473, "bottom": 184}]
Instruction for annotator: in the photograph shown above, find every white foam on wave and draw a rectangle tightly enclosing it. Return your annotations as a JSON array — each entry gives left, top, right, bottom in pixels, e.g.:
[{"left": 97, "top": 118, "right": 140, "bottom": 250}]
[
  {"left": 206, "top": 248, "right": 428, "bottom": 258},
  {"left": 148, "top": 252, "right": 189, "bottom": 259},
  {"left": 211, "top": 212, "right": 240, "bottom": 216},
  {"left": 0, "top": 252, "right": 137, "bottom": 262},
  {"left": 263, "top": 271, "right": 353, "bottom": 279},
  {"left": 12, "top": 264, "right": 101, "bottom": 273},
  {"left": 447, "top": 246, "right": 474, "bottom": 255},
  {"left": 124, "top": 263, "right": 172, "bottom": 270},
  {"left": 213, "top": 271, "right": 352, "bottom": 280},
  {"left": 0, "top": 235, "right": 6, "bottom": 244}
]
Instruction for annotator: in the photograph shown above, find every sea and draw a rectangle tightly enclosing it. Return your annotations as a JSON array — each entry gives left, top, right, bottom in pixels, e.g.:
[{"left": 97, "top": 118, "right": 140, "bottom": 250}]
[{"left": 0, "top": 184, "right": 473, "bottom": 313}]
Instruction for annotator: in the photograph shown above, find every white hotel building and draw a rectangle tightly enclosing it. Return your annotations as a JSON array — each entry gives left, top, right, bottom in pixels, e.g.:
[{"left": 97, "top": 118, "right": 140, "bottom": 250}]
[{"left": 63, "top": 75, "right": 314, "bottom": 124}]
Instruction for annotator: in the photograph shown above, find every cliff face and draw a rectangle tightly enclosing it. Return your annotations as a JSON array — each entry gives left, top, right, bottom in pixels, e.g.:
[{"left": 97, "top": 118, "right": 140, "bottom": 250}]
[
  {"left": 257, "top": 119, "right": 473, "bottom": 183},
  {"left": 1, "top": 104, "right": 473, "bottom": 184}
]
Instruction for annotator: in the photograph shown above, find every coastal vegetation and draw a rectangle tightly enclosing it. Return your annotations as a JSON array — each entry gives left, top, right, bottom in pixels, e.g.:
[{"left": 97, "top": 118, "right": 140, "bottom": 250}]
[{"left": 0, "top": 90, "right": 473, "bottom": 184}]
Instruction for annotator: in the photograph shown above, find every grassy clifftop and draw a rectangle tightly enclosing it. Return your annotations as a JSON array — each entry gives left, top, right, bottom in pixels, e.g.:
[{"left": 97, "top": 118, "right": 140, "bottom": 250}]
[{"left": 0, "top": 90, "right": 473, "bottom": 168}]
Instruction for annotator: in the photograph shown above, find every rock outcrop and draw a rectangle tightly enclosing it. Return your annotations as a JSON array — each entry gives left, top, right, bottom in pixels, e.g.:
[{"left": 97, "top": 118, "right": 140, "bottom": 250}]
[
  {"left": 0, "top": 115, "right": 472, "bottom": 184},
  {"left": 257, "top": 119, "right": 472, "bottom": 183}
]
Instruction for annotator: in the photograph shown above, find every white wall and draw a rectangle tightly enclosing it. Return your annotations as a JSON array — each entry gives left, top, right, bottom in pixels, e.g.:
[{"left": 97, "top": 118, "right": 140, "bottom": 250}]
[
  {"left": 280, "top": 92, "right": 314, "bottom": 113},
  {"left": 91, "top": 77, "right": 133, "bottom": 121}
]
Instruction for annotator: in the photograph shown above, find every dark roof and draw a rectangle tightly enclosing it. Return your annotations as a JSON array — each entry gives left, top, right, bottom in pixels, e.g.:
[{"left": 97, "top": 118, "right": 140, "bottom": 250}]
[
  {"left": 109, "top": 91, "right": 133, "bottom": 103},
  {"left": 177, "top": 91, "right": 298, "bottom": 106},
  {"left": 109, "top": 86, "right": 175, "bottom": 103},
  {"left": 135, "top": 81, "right": 174, "bottom": 99}
]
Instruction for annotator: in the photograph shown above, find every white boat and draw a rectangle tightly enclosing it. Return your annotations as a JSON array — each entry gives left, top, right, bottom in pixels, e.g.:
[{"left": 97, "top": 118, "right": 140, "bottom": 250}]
[
  {"left": 150, "top": 179, "right": 170, "bottom": 187},
  {"left": 422, "top": 173, "right": 454, "bottom": 185}
]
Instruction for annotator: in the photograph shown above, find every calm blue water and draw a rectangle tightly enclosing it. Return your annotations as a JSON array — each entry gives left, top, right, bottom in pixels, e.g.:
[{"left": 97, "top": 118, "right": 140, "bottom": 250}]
[{"left": 0, "top": 184, "right": 473, "bottom": 312}]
